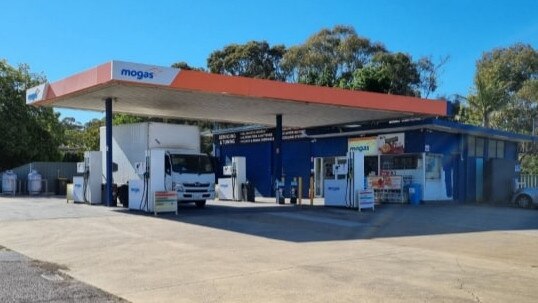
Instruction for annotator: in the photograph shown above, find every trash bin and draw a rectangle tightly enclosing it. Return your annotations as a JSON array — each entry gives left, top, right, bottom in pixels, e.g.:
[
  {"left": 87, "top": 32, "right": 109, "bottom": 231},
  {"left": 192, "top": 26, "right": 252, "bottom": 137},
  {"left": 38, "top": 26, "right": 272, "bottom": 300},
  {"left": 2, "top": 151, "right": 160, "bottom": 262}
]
[
  {"left": 241, "top": 183, "right": 248, "bottom": 202},
  {"left": 118, "top": 184, "right": 129, "bottom": 207},
  {"left": 246, "top": 181, "right": 255, "bottom": 202},
  {"left": 409, "top": 183, "right": 422, "bottom": 205},
  {"left": 101, "top": 183, "right": 118, "bottom": 207},
  {"left": 241, "top": 181, "right": 255, "bottom": 202},
  {"left": 56, "top": 178, "right": 68, "bottom": 195}
]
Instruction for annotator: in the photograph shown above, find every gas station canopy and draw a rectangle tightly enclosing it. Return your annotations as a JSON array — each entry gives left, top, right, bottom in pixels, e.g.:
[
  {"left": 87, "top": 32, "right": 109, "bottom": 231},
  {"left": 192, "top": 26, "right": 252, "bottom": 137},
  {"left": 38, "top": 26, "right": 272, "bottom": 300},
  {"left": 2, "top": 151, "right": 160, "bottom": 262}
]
[{"left": 26, "top": 61, "right": 447, "bottom": 127}]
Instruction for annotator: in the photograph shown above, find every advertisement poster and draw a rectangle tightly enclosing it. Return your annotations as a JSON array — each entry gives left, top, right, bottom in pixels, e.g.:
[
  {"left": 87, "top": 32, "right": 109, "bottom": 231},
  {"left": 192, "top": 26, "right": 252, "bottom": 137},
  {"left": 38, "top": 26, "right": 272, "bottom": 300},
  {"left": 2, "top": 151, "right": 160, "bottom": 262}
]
[
  {"left": 367, "top": 176, "right": 403, "bottom": 190},
  {"left": 377, "top": 133, "right": 405, "bottom": 154},
  {"left": 348, "top": 137, "right": 377, "bottom": 155}
]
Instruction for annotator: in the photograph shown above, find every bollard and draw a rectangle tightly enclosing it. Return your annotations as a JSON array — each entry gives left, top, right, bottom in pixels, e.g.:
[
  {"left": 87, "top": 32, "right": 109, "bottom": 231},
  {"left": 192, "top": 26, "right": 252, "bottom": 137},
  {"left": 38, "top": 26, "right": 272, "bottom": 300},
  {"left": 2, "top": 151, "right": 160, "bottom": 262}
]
[
  {"left": 298, "top": 177, "right": 302, "bottom": 205},
  {"left": 290, "top": 177, "right": 297, "bottom": 204},
  {"left": 275, "top": 178, "right": 285, "bottom": 204},
  {"left": 309, "top": 173, "right": 314, "bottom": 206}
]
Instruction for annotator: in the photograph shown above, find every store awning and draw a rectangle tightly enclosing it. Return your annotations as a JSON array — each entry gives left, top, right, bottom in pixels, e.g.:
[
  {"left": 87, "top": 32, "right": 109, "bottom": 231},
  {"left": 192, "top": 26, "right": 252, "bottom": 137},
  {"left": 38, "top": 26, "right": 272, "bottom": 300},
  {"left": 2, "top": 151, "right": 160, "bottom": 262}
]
[{"left": 26, "top": 61, "right": 447, "bottom": 127}]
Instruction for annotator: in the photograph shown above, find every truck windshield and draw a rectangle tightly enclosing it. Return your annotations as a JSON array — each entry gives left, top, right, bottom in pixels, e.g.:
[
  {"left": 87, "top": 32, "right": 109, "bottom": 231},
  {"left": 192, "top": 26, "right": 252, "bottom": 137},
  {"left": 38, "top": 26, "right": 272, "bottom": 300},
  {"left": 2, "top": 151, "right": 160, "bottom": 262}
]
[{"left": 170, "top": 155, "right": 213, "bottom": 174}]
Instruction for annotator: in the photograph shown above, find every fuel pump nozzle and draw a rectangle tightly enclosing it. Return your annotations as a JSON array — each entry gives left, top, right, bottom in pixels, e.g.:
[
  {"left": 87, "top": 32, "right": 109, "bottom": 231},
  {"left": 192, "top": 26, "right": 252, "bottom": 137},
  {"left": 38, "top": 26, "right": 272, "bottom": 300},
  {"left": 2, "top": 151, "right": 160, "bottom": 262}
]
[{"left": 231, "top": 163, "right": 237, "bottom": 201}]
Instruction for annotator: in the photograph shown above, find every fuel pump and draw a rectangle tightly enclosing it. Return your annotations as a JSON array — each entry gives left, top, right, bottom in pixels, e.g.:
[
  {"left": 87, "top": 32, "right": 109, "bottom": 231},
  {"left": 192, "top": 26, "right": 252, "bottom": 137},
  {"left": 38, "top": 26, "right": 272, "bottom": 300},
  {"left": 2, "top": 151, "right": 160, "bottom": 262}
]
[
  {"left": 324, "top": 152, "right": 366, "bottom": 208},
  {"left": 82, "top": 155, "right": 90, "bottom": 203},
  {"left": 128, "top": 152, "right": 150, "bottom": 211},
  {"left": 231, "top": 162, "right": 237, "bottom": 200},
  {"left": 324, "top": 158, "right": 348, "bottom": 207},
  {"left": 73, "top": 151, "right": 102, "bottom": 204},
  {"left": 345, "top": 153, "right": 354, "bottom": 208},
  {"left": 141, "top": 152, "right": 150, "bottom": 211},
  {"left": 217, "top": 156, "right": 246, "bottom": 201}
]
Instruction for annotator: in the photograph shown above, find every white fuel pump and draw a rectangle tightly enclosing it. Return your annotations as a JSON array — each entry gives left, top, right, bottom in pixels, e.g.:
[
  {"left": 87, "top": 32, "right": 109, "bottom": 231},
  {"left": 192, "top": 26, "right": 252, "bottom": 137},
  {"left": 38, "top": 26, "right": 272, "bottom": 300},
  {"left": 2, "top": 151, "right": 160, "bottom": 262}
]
[
  {"left": 73, "top": 151, "right": 102, "bottom": 204},
  {"left": 218, "top": 157, "right": 246, "bottom": 201},
  {"left": 324, "top": 151, "right": 366, "bottom": 208}
]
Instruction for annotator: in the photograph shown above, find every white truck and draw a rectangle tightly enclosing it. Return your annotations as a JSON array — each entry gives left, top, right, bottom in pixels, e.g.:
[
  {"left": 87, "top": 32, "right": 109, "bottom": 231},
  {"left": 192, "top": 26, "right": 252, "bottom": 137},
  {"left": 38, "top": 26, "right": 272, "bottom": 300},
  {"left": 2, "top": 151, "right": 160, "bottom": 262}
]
[{"left": 99, "top": 122, "right": 215, "bottom": 211}]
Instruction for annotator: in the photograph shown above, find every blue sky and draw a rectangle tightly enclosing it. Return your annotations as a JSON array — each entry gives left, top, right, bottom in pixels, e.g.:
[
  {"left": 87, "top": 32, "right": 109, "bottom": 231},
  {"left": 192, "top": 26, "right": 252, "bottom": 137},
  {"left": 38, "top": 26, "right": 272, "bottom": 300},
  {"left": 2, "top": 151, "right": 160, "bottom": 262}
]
[{"left": 2, "top": 0, "right": 537, "bottom": 124}]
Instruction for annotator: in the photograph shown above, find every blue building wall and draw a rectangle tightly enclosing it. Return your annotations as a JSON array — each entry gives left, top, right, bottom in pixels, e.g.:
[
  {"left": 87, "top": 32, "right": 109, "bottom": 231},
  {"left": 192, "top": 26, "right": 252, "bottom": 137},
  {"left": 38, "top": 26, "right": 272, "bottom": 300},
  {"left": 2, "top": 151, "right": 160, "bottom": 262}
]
[
  {"left": 218, "top": 142, "right": 273, "bottom": 196},
  {"left": 404, "top": 130, "right": 426, "bottom": 153},
  {"left": 310, "top": 137, "right": 348, "bottom": 157},
  {"left": 282, "top": 140, "right": 312, "bottom": 197},
  {"left": 215, "top": 122, "right": 526, "bottom": 202},
  {"left": 505, "top": 141, "right": 518, "bottom": 160}
]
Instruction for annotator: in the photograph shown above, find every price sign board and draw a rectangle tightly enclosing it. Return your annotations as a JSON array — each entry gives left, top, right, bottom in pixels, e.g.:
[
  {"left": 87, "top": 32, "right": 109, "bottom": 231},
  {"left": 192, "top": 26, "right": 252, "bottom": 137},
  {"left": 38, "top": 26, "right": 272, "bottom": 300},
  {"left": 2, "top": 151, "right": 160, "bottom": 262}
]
[{"left": 154, "top": 191, "right": 178, "bottom": 215}]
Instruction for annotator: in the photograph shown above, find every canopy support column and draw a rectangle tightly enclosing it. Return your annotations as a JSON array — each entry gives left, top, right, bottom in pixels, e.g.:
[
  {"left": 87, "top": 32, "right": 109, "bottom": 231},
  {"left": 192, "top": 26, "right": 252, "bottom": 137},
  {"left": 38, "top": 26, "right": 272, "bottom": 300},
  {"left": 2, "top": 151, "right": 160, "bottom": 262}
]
[
  {"left": 105, "top": 97, "right": 113, "bottom": 207},
  {"left": 274, "top": 114, "right": 283, "bottom": 202}
]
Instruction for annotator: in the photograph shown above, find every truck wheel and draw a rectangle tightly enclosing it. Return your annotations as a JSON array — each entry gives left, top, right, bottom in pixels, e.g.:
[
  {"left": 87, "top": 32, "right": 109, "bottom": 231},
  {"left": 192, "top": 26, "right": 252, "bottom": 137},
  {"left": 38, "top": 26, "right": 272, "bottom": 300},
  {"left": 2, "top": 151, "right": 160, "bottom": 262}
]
[
  {"left": 516, "top": 195, "right": 532, "bottom": 209},
  {"left": 195, "top": 200, "right": 206, "bottom": 208}
]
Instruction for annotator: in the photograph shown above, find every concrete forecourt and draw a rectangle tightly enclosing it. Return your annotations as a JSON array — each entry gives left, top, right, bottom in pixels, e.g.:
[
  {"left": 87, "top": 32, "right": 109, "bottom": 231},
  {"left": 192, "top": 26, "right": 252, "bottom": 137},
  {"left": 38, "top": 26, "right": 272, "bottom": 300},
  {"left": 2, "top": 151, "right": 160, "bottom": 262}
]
[{"left": 0, "top": 196, "right": 537, "bottom": 302}]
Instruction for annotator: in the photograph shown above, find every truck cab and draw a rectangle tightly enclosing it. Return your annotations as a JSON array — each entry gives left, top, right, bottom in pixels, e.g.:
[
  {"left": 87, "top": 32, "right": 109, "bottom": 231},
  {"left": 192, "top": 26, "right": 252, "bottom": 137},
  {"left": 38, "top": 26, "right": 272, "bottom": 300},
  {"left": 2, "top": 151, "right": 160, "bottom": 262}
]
[{"left": 164, "top": 152, "right": 215, "bottom": 208}]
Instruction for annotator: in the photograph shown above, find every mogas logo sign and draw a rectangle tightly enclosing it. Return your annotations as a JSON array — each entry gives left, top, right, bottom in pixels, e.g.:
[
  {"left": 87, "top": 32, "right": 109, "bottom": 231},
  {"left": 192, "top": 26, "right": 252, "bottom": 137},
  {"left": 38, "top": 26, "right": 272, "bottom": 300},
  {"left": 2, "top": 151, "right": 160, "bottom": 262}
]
[
  {"left": 120, "top": 68, "right": 154, "bottom": 80},
  {"left": 112, "top": 61, "right": 179, "bottom": 85},
  {"left": 26, "top": 83, "right": 49, "bottom": 104},
  {"left": 348, "top": 137, "right": 377, "bottom": 155}
]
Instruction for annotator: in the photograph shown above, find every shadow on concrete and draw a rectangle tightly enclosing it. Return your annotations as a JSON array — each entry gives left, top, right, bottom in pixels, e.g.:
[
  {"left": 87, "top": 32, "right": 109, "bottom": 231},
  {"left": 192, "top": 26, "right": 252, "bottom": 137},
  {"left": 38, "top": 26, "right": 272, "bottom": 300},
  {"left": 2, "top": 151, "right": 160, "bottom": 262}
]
[{"left": 111, "top": 201, "right": 538, "bottom": 243}]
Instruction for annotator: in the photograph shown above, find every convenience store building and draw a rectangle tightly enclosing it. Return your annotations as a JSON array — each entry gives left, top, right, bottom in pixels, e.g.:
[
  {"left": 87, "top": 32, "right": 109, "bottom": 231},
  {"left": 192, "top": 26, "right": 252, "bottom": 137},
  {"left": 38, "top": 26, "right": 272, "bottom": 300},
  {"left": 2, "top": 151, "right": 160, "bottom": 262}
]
[{"left": 214, "top": 118, "right": 533, "bottom": 204}]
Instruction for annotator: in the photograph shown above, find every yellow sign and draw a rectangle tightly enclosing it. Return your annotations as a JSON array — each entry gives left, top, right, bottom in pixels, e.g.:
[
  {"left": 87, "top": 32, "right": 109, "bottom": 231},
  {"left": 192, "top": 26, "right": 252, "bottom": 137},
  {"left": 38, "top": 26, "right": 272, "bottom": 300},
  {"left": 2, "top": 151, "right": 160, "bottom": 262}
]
[{"left": 348, "top": 137, "right": 377, "bottom": 155}]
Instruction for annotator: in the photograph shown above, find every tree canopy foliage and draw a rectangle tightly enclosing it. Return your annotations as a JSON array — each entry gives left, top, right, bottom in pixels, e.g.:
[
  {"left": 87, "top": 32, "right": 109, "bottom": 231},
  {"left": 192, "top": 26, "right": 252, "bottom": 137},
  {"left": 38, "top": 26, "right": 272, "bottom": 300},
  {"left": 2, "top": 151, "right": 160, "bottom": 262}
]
[
  {"left": 464, "top": 43, "right": 538, "bottom": 129},
  {"left": 207, "top": 41, "right": 287, "bottom": 80},
  {"left": 0, "top": 60, "right": 64, "bottom": 170},
  {"left": 171, "top": 61, "right": 206, "bottom": 71},
  {"left": 208, "top": 25, "right": 444, "bottom": 98},
  {"left": 461, "top": 43, "right": 538, "bottom": 173},
  {"left": 281, "top": 25, "right": 386, "bottom": 87}
]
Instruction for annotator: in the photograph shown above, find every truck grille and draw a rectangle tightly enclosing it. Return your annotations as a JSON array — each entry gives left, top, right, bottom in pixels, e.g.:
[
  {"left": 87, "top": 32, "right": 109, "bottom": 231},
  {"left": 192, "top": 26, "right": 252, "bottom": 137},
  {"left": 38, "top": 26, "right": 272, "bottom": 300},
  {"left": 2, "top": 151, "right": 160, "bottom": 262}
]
[
  {"left": 183, "top": 182, "right": 210, "bottom": 188},
  {"left": 185, "top": 189, "right": 208, "bottom": 193}
]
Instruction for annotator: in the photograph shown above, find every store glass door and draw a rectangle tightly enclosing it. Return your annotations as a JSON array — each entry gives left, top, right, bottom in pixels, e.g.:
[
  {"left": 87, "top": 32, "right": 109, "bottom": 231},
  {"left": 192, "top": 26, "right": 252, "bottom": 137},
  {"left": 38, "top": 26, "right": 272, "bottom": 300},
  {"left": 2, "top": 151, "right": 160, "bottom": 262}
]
[{"left": 314, "top": 158, "right": 324, "bottom": 197}]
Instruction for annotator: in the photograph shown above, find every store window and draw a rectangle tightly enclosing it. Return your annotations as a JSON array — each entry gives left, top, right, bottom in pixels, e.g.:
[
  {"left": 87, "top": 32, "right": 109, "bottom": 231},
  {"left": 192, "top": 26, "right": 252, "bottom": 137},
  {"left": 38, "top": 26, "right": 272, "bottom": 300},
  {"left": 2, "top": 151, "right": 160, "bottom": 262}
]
[
  {"left": 365, "top": 156, "right": 379, "bottom": 176},
  {"left": 488, "top": 140, "right": 497, "bottom": 159},
  {"left": 488, "top": 140, "right": 505, "bottom": 159},
  {"left": 380, "top": 154, "right": 420, "bottom": 170},
  {"left": 475, "top": 138, "right": 485, "bottom": 157},
  {"left": 468, "top": 136, "right": 475, "bottom": 157},
  {"left": 496, "top": 141, "right": 505, "bottom": 158}
]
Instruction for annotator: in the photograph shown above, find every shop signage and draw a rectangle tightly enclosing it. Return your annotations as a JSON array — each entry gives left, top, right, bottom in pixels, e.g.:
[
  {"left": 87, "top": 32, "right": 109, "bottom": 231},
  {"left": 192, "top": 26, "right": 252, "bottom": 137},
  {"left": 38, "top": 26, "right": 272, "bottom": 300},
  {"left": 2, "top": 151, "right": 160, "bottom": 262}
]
[
  {"left": 348, "top": 137, "right": 377, "bottom": 155},
  {"left": 377, "top": 133, "right": 405, "bottom": 154},
  {"left": 358, "top": 189, "right": 375, "bottom": 211},
  {"left": 112, "top": 61, "right": 179, "bottom": 85},
  {"left": 218, "top": 128, "right": 306, "bottom": 145},
  {"left": 153, "top": 191, "right": 177, "bottom": 215}
]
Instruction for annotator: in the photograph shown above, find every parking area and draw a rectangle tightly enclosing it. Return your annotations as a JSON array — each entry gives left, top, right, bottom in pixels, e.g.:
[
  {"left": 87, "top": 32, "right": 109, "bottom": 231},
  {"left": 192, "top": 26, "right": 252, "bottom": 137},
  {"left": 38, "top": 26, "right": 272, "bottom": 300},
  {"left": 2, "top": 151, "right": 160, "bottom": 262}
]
[{"left": 0, "top": 196, "right": 537, "bottom": 302}]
